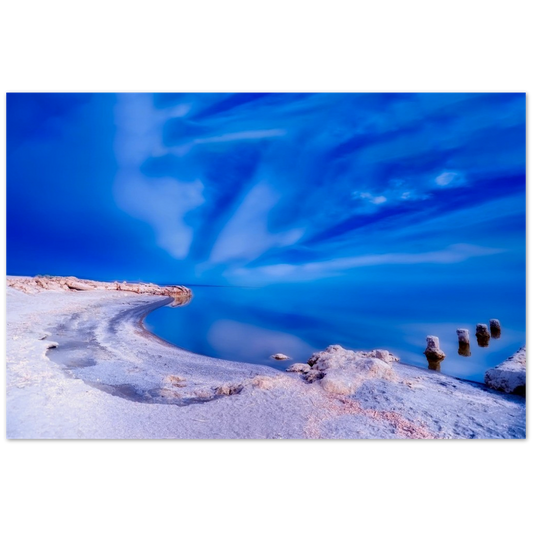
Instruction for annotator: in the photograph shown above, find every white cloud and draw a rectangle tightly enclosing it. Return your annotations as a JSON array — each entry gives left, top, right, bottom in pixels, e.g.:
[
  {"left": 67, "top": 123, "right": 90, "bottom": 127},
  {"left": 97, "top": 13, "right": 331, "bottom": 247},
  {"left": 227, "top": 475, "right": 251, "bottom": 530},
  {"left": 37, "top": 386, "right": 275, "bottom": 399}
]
[
  {"left": 230, "top": 243, "right": 505, "bottom": 283},
  {"left": 302, "top": 244, "right": 503, "bottom": 271},
  {"left": 168, "top": 104, "right": 192, "bottom": 118},
  {"left": 115, "top": 174, "right": 205, "bottom": 259},
  {"left": 371, "top": 195, "right": 387, "bottom": 204},
  {"left": 352, "top": 191, "right": 388, "bottom": 205},
  {"left": 195, "top": 129, "right": 286, "bottom": 144},
  {"left": 113, "top": 94, "right": 207, "bottom": 260},
  {"left": 435, "top": 171, "right": 466, "bottom": 187},
  {"left": 113, "top": 93, "right": 164, "bottom": 167},
  {"left": 209, "top": 180, "right": 304, "bottom": 264}
]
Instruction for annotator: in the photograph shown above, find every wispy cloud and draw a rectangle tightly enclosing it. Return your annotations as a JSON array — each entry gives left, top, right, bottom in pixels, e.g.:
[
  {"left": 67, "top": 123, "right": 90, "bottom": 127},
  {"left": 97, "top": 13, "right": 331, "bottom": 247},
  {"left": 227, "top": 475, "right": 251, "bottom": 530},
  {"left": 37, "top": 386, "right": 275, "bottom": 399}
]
[
  {"left": 209, "top": 180, "right": 304, "bottom": 264},
  {"left": 352, "top": 191, "right": 388, "bottom": 205},
  {"left": 231, "top": 244, "right": 506, "bottom": 283},
  {"left": 195, "top": 129, "right": 286, "bottom": 144},
  {"left": 434, "top": 171, "right": 466, "bottom": 187},
  {"left": 115, "top": 174, "right": 205, "bottom": 259},
  {"left": 108, "top": 93, "right": 524, "bottom": 283}
]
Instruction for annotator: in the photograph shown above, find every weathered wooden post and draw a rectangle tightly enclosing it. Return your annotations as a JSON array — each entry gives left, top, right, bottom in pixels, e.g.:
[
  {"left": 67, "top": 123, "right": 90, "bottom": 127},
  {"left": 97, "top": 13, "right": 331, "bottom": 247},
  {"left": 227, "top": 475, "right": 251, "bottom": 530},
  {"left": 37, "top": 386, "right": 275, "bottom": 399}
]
[
  {"left": 490, "top": 319, "right": 501, "bottom": 339},
  {"left": 476, "top": 324, "right": 490, "bottom": 347},
  {"left": 424, "top": 336, "right": 446, "bottom": 371},
  {"left": 457, "top": 328, "right": 471, "bottom": 356}
]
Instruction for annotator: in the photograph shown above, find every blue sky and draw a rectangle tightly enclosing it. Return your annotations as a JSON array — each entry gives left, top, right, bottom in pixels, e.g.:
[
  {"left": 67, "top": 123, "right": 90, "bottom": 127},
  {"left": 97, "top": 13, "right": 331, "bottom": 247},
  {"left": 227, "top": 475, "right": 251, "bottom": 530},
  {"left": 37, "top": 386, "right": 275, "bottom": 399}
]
[{"left": 7, "top": 93, "right": 525, "bottom": 293}]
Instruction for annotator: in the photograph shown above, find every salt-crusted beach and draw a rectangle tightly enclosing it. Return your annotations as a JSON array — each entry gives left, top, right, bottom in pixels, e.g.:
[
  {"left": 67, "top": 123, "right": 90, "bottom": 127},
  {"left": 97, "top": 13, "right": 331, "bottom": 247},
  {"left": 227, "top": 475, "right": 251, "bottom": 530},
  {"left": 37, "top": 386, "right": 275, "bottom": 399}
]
[{"left": 6, "top": 276, "right": 525, "bottom": 439}]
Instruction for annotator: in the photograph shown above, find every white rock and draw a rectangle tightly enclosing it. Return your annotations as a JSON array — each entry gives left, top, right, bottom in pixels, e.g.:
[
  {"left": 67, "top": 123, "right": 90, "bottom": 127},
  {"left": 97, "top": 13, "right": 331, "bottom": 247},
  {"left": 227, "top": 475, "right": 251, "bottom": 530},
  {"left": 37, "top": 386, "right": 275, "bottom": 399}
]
[
  {"left": 485, "top": 347, "right": 526, "bottom": 395},
  {"left": 308, "top": 344, "right": 365, "bottom": 372},
  {"left": 271, "top": 353, "right": 290, "bottom": 361},
  {"left": 320, "top": 358, "right": 395, "bottom": 396},
  {"left": 286, "top": 363, "right": 311, "bottom": 373},
  {"left": 367, "top": 349, "right": 399, "bottom": 363}
]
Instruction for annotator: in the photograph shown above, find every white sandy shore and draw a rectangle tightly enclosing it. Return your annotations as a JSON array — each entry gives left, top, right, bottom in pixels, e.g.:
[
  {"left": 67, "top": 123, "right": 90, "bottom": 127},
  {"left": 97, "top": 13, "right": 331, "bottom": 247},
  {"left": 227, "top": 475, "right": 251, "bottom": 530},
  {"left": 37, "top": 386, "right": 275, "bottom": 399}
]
[{"left": 6, "top": 282, "right": 525, "bottom": 439}]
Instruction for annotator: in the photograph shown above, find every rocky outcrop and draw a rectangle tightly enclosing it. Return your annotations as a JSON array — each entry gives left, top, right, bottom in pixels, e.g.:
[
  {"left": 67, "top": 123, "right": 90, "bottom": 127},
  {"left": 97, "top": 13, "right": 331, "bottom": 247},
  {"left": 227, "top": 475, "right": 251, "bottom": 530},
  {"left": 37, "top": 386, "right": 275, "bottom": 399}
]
[
  {"left": 366, "top": 349, "right": 399, "bottom": 364},
  {"left": 320, "top": 358, "right": 394, "bottom": 395},
  {"left": 286, "top": 344, "right": 398, "bottom": 395},
  {"left": 485, "top": 347, "right": 526, "bottom": 396},
  {"left": 7, "top": 275, "right": 192, "bottom": 307},
  {"left": 287, "top": 363, "right": 311, "bottom": 373}
]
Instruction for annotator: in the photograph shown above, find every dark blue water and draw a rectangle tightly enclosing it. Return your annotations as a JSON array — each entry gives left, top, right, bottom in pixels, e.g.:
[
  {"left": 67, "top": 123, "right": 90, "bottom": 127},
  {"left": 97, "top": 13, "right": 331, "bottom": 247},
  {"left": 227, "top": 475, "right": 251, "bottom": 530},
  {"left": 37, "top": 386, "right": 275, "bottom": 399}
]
[{"left": 144, "top": 280, "right": 525, "bottom": 383}]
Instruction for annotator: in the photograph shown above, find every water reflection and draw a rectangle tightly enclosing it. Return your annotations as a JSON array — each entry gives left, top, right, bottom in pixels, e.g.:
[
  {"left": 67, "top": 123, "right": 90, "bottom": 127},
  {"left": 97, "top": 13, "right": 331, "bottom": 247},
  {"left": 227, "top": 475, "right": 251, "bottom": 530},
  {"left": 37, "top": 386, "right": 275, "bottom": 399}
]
[{"left": 144, "top": 285, "right": 523, "bottom": 383}]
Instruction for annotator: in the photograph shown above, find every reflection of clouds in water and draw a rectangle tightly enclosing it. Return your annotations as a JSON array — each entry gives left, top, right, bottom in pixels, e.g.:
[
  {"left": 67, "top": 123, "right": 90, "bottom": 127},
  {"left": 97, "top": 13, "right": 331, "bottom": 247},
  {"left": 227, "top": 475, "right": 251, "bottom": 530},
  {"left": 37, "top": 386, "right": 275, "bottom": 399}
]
[{"left": 207, "top": 319, "right": 315, "bottom": 362}]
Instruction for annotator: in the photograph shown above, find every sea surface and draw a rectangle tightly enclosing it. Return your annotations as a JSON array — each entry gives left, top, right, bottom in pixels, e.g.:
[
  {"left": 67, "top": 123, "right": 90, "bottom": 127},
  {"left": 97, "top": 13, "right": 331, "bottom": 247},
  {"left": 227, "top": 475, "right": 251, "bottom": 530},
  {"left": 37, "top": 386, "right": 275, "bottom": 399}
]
[{"left": 144, "top": 281, "right": 525, "bottom": 383}]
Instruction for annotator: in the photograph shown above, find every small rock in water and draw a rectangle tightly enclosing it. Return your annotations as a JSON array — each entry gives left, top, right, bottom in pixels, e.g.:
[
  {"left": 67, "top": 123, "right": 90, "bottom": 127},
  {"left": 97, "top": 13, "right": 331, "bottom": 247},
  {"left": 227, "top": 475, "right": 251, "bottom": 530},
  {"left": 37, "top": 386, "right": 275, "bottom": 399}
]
[
  {"left": 271, "top": 353, "right": 290, "bottom": 361},
  {"left": 489, "top": 319, "right": 501, "bottom": 339}
]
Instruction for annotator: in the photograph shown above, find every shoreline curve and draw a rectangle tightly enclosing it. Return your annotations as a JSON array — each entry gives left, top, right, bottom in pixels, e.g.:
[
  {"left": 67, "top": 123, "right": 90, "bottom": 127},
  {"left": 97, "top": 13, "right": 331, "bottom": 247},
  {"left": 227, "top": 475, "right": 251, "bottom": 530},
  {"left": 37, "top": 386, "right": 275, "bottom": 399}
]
[{"left": 6, "top": 276, "right": 526, "bottom": 439}]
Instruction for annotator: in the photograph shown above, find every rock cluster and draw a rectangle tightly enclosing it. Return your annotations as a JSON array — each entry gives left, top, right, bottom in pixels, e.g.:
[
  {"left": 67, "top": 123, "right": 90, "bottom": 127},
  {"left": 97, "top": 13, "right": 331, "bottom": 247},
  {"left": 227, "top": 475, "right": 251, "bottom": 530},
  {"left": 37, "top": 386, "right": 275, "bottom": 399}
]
[
  {"left": 7, "top": 275, "right": 192, "bottom": 307},
  {"left": 287, "top": 344, "right": 398, "bottom": 396}
]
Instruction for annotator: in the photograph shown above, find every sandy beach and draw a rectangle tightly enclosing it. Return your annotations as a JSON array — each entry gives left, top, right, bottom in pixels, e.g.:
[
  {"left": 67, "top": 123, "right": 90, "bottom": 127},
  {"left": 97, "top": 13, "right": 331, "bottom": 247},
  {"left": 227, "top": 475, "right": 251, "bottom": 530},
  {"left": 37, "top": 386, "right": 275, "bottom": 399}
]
[{"left": 5, "top": 277, "right": 525, "bottom": 439}]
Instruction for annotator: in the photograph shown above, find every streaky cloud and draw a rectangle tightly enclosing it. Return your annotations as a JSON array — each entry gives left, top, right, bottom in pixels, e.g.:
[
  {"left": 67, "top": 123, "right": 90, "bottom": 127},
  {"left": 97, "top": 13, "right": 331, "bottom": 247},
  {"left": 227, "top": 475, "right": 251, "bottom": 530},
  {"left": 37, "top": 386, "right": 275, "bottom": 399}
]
[
  {"left": 232, "top": 244, "right": 506, "bottom": 284},
  {"left": 194, "top": 129, "right": 286, "bottom": 144}
]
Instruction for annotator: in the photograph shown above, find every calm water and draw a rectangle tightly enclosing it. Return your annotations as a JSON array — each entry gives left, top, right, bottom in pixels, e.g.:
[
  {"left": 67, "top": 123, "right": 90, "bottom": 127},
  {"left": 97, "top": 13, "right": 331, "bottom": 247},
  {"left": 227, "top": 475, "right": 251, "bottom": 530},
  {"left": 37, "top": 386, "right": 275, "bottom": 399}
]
[{"left": 144, "top": 281, "right": 525, "bottom": 383}]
